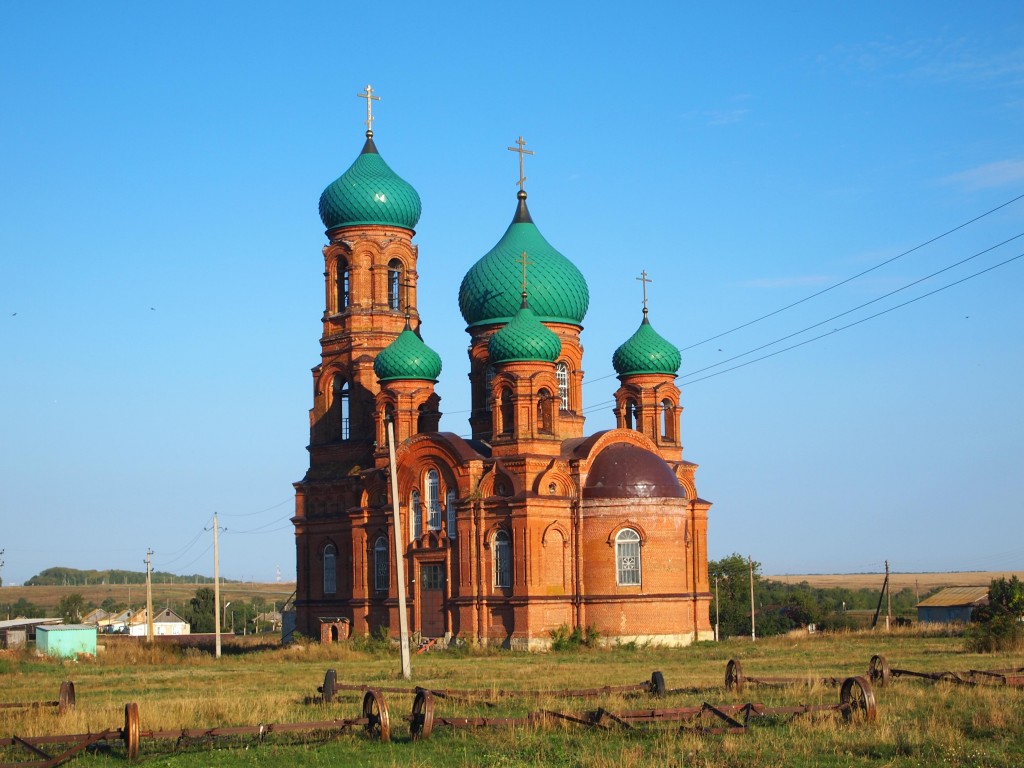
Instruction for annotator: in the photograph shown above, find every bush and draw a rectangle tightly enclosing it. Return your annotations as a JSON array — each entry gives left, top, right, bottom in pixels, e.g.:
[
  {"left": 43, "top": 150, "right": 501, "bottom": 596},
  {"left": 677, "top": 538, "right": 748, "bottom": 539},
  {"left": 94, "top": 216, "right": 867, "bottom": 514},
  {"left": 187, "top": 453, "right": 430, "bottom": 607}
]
[
  {"left": 965, "top": 576, "right": 1024, "bottom": 653},
  {"left": 549, "top": 624, "right": 600, "bottom": 651}
]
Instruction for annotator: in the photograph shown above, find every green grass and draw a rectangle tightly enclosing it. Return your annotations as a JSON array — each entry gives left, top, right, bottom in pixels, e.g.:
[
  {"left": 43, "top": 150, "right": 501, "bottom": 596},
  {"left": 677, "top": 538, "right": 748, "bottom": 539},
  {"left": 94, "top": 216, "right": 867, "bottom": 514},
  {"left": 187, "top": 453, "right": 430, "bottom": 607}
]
[{"left": 1, "top": 628, "right": 1022, "bottom": 767}]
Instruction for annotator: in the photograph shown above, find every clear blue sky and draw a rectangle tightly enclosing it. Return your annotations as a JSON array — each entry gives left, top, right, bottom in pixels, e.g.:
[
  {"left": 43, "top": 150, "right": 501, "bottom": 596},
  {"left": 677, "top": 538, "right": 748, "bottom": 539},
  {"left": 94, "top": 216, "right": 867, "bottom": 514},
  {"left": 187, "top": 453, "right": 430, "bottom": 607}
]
[{"left": 2, "top": 3, "right": 1022, "bottom": 585}]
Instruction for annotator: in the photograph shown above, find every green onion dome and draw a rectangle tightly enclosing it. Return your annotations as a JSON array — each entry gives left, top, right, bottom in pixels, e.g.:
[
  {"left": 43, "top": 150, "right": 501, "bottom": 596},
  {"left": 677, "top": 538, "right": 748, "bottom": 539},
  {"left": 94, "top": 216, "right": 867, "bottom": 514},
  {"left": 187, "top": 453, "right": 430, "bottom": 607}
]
[
  {"left": 319, "top": 136, "right": 422, "bottom": 231},
  {"left": 488, "top": 297, "right": 563, "bottom": 364},
  {"left": 459, "top": 192, "right": 589, "bottom": 328},
  {"left": 612, "top": 313, "right": 681, "bottom": 376},
  {"left": 374, "top": 325, "right": 442, "bottom": 382}
]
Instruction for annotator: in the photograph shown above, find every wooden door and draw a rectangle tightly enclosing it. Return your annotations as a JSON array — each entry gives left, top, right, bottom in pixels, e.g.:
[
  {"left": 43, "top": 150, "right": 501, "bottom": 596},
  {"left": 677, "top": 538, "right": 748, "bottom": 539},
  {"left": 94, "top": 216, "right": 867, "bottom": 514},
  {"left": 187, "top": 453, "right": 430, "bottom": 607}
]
[{"left": 419, "top": 563, "right": 445, "bottom": 638}]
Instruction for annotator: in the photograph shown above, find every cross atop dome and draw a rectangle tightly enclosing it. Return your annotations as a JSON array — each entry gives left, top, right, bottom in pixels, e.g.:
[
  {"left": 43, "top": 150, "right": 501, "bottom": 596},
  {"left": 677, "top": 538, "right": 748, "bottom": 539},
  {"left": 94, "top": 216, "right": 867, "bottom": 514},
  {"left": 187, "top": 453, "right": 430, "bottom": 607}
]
[
  {"left": 636, "top": 270, "right": 652, "bottom": 317},
  {"left": 358, "top": 84, "right": 380, "bottom": 137},
  {"left": 507, "top": 135, "right": 534, "bottom": 192}
]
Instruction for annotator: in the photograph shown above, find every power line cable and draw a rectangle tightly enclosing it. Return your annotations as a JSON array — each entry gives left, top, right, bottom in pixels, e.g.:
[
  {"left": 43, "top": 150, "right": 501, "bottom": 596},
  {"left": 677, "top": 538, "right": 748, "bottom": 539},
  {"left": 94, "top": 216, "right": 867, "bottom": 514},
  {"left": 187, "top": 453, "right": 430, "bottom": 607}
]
[
  {"left": 681, "top": 251, "right": 1023, "bottom": 387},
  {"left": 680, "top": 232, "right": 1024, "bottom": 380},
  {"left": 678, "top": 191, "right": 1024, "bottom": 353},
  {"left": 219, "top": 497, "right": 292, "bottom": 518}
]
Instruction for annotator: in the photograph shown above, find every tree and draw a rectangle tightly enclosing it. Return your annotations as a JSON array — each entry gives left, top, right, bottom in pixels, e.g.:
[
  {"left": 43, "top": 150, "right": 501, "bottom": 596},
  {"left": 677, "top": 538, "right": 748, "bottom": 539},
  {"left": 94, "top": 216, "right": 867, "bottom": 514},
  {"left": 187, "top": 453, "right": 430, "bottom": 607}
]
[
  {"left": 57, "top": 593, "right": 86, "bottom": 623},
  {"left": 709, "top": 554, "right": 760, "bottom": 639},
  {"left": 187, "top": 587, "right": 216, "bottom": 633},
  {"left": 967, "top": 576, "right": 1024, "bottom": 652}
]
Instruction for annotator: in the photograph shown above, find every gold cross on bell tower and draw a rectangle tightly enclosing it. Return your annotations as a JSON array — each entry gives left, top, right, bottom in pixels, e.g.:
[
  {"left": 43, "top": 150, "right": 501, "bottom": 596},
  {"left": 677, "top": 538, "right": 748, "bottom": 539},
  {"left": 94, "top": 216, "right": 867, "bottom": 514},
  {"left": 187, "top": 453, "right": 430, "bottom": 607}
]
[
  {"left": 507, "top": 136, "right": 535, "bottom": 191},
  {"left": 358, "top": 84, "right": 380, "bottom": 136},
  {"left": 636, "top": 270, "right": 652, "bottom": 316}
]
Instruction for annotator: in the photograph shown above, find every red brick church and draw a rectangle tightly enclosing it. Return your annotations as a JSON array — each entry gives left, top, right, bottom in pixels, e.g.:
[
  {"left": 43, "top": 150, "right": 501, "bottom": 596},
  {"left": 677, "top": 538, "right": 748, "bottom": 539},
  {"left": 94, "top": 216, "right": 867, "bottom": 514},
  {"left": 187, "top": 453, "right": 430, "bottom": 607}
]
[{"left": 292, "top": 90, "right": 713, "bottom": 649}]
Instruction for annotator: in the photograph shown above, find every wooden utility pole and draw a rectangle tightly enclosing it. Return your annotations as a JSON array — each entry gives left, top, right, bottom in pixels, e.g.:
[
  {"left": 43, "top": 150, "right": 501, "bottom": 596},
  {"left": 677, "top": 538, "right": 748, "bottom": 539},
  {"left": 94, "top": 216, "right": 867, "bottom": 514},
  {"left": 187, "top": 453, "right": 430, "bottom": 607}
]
[
  {"left": 387, "top": 419, "right": 412, "bottom": 679},
  {"left": 885, "top": 560, "right": 892, "bottom": 632},
  {"left": 213, "top": 512, "right": 222, "bottom": 659},
  {"left": 145, "top": 549, "right": 154, "bottom": 642},
  {"left": 749, "top": 555, "right": 756, "bottom": 642}
]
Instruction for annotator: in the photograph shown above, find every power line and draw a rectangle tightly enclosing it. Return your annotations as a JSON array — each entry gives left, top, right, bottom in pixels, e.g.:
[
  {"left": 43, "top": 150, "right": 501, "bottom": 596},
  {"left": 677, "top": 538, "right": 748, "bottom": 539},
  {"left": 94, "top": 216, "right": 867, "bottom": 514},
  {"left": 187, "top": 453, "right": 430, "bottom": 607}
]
[
  {"left": 680, "top": 232, "right": 1024, "bottom": 381},
  {"left": 219, "top": 497, "right": 292, "bottom": 518},
  {"left": 680, "top": 251, "right": 1023, "bottom": 387},
  {"left": 678, "top": 191, "right": 1024, "bottom": 353}
]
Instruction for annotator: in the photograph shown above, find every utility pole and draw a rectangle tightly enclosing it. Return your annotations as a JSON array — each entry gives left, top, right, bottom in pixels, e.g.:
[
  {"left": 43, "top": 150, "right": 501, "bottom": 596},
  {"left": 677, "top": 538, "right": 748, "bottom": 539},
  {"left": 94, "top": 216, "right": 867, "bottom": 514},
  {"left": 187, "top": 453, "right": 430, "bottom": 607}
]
[
  {"left": 145, "top": 549, "right": 154, "bottom": 642},
  {"left": 0, "top": 549, "right": 5, "bottom": 588},
  {"left": 213, "top": 512, "right": 223, "bottom": 658},
  {"left": 749, "top": 555, "right": 756, "bottom": 642},
  {"left": 387, "top": 418, "right": 412, "bottom": 679},
  {"left": 714, "top": 575, "right": 720, "bottom": 642},
  {"left": 885, "top": 560, "right": 892, "bottom": 632}
]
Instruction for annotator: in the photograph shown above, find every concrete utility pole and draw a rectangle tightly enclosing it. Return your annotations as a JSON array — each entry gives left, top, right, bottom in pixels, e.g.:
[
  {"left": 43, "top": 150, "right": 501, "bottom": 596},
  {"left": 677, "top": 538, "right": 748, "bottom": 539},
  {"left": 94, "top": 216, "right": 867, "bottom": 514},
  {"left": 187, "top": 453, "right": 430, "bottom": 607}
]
[
  {"left": 714, "top": 575, "right": 720, "bottom": 642},
  {"left": 213, "top": 512, "right": 222, "bottom": 659},
  {"left": 145, "top": 549, "right": 154, "bottom": 642},
  {"left": 749, "top": 555, "right": 756, "bottom": 642},
  {"left": 387, "top": 418, "right": 412, "bottom": 680}
]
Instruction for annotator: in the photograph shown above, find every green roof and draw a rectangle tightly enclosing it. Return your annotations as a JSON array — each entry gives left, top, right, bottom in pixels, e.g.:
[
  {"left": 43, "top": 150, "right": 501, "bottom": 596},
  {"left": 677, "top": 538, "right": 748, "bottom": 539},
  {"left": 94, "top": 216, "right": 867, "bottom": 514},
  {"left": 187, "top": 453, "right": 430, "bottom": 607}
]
[
  {"left": 459, "top": 192, "right": 589, "bottom": 327},
  {"left": 374, "top": 326, "right": 442, "bottom": 382},
  {"left": 488, "top": 299, "right": 563, "bottom": 364},
  {"left": 612, "top": 314, "right": 681, "bottom": 376},
  {"left": 319, "top": 136, "right": 422, "bottom": 231}
]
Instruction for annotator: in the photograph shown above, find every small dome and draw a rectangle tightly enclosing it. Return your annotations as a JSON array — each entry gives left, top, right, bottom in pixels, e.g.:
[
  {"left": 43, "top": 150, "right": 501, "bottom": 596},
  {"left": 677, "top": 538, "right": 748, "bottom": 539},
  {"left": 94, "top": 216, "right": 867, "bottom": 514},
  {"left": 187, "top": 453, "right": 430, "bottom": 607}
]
[
  {"left": 374, "top": 326, "right": 442, "bottom": 382},
  {"left": 584, "top": 442, "right": 684, "bottom": 499},
  {"left": 612, "top": 314, "right": 681, "bottom": 376},
  {"left": 488, "top": 299, "right": 562, "bottom": 364},
  {"left": 459, "top": 192, "right": 589, "bottom": 328},
  {"left": 319, "top": 136, "right": 422, "bottom": 231}
]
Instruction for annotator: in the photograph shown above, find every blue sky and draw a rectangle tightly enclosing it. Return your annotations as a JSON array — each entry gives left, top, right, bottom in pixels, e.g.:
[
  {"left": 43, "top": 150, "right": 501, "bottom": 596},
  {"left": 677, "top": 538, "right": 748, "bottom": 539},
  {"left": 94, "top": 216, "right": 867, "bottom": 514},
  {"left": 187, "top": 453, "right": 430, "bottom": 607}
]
[{"left": 2, "top": 2, "right": 1022, "bottom": 585}]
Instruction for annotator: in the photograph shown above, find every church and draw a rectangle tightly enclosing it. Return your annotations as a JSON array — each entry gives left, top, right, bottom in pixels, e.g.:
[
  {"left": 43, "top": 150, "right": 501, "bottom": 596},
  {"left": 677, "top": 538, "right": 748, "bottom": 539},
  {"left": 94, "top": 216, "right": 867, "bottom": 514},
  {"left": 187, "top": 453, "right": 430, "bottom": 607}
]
[{"left": 292, "top": 88, "right": 713, "bottom": 649}]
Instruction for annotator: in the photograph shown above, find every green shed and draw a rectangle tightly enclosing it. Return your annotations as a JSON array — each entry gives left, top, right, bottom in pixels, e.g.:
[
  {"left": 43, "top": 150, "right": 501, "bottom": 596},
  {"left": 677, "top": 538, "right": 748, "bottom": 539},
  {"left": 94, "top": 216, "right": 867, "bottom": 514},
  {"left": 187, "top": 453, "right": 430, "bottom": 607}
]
[{"left": 36, "top": 624, "right": 97, "bottom": 658}]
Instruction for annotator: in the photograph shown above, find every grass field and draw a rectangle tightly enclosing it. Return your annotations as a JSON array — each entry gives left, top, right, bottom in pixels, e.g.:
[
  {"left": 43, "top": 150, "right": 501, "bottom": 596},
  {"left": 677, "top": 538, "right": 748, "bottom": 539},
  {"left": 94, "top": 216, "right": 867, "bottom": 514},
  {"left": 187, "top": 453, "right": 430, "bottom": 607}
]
[
  {"left": 0, "top": 582, "right": 297, "bottom": 616},
  {"left": 765, "top": 571, "right": 1023, "bottom": 593},
  {"left": 2, "top": 627, "right": 1022, "bottom": 767}
]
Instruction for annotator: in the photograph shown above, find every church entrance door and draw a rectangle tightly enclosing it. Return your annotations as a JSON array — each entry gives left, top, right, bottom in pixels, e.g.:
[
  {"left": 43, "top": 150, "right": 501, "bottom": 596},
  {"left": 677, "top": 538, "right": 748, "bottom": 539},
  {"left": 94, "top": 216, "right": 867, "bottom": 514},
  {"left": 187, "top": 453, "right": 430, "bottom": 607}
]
[{"left": 419, "top": 562, "right": 445, "bottom": 638}]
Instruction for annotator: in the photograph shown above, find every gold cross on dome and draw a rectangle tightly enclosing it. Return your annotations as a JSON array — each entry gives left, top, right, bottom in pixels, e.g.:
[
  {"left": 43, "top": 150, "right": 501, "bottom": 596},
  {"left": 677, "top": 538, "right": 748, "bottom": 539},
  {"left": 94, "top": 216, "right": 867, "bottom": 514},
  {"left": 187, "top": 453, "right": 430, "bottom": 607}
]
[
  {"left": 518, "top": 251, "right": 533, "bottom": 295},
  {"left": 636, "top": 270, "right": 652, "bottom": 313},
  {"left": 358, "top": 85, "right": 380, "bottom": 134},
  {"left": 507, "top": 135, "right": 535, "bottom": 191}
]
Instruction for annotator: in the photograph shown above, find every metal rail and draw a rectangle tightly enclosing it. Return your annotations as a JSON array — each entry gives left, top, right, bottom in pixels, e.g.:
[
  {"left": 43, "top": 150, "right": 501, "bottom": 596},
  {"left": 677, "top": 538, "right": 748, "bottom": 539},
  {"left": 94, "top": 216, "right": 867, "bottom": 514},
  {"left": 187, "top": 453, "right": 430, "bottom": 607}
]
[
  {"left": 867, "top": 655, "right": 1024, "bottom": 688},
  {"left": 0, "top": 684, "right": 75, "bottom": 716}
]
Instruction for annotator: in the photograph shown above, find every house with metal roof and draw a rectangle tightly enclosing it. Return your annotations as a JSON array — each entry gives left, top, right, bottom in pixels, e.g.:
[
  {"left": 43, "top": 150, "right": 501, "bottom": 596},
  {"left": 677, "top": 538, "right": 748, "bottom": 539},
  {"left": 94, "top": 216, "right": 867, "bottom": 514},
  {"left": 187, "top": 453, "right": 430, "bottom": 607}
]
[{"left": 916, "top": 586, "right": 989, "bottom": 623}]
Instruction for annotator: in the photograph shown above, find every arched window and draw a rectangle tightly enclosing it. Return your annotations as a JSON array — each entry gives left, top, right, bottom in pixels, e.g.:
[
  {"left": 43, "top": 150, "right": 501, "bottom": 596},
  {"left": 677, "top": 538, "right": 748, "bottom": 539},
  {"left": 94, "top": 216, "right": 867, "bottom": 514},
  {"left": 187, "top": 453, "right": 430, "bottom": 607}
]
[
  {"left": 333, "top": 377, "right": 350, "bottom": 440},
  {"left": 661, "top": 399, "right": 674, "bottom": 440},
  {"left": 446, "top": 489, "right": 457, "bottom": 538},
  {"left": 624, "top": 399, "right": 638, "bottom": 430},
  {"left": 537, "top": 388, "right": 553, "bottom": 433},
  {"left": 499, "top": 387, "right": 514, "bottom": 434},
  {"left": 493, "top": 530, "right": 512, "bottom": 588},
  {"left": 410, "top": 490, "right": 422, "bottom": 541},
  {"left": 336, "top": 258, "right": 350, "bottom": 310},
  {"left": 323, "top": 543, "right": 337, "bottom": 594},
  {"left": 556, "top": 362, "right": 569, "bottom": 410},
  {"left": 615, "top": 529, "right": 641, "bottom": 586},
  {"left": 373, "top": 537, "right": 389, "bottom": 592},
  {"left": 426, "top": 470, "right": 442, "bottom": 531},
  {"left": 387, "top": 259, "right": 403, "bottom": 310}
]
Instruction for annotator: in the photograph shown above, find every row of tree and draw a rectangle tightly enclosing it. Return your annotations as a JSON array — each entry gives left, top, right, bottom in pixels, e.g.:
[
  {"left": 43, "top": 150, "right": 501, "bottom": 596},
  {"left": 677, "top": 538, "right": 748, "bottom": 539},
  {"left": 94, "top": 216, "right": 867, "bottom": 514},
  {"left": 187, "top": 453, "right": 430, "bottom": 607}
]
[
  {"left": 24, "top": 567, "right": 220, "bottom": 586},
  {"left": 710, "top": 553, "right": 931, "bottom": 639}
]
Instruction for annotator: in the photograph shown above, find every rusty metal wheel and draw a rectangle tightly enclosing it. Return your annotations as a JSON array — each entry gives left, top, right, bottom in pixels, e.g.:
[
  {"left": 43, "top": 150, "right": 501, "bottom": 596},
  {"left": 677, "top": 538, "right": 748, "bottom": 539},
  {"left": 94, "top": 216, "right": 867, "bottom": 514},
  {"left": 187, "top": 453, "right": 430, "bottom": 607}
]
[
  {"left": 725, "top": 659, "right": 744, "bottom": 693},
  {"left": 410, "top": 689, "right": 434, "bottom": 740},
  {"left": 868, "top": 655, "right": 891, "bottom": 687},
  {"left": 123, "top": 702, "right": 141, "bottom": 760},
  {"left": 650, "top": 671, "right": 666, "bottom": 696},
  {"left": 58, "top": 681, "right": 76, "bottom": 714},
  {"left": 322, "top": 669, "right": 337, "bottom": 703},
  {"left": 840, "top": 676, "right": 877, "bottom": 723},
  {"left": 362, "top": 689, "right": 391, "bottom": 743}
]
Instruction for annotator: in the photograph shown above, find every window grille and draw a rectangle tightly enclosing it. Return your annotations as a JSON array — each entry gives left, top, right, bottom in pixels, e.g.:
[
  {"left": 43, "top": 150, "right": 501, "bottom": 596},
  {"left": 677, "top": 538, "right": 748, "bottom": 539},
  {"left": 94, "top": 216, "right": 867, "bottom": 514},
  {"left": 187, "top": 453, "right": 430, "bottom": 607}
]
[
  {"left": 616, "top": 529, "right": 641, "bottom": 586},
  {"left": 373, "top": 537, "right": 389, "bottom": 592},
  {"left": 426, "top": 470, "right": 442, "bottom": 530},
  {"left": 494, "top": 530, "right": 512, "bottom": 588}
]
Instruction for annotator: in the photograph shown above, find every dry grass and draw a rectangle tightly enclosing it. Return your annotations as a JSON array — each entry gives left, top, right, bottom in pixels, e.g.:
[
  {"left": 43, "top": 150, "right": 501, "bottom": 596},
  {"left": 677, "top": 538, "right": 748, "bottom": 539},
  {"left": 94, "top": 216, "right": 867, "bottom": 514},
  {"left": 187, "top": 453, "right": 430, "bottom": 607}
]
[
  {"left": 765, "top": 571, "right": 1024, "bottom": 592},
  {"left": 2, "top": 629, "right": 1023, "bottom": 766}
]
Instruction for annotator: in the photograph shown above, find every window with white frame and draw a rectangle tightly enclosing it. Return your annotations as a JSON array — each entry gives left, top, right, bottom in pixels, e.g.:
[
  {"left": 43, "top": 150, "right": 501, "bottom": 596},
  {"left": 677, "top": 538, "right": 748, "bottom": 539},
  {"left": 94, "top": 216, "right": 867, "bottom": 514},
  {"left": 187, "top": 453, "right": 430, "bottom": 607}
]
[
  {"left": 446, "top": 489, "right": 457, "bottom": 538},
  {"left": 323, "top": 543, "right": 337, "bottom": 594},
  {"left": 493, "top": 530, "right": 512, "bottom": 588},
  {"left": 373, "top": 537, "right": 389, "bottom": 592},
  {"left": 615, "top": 529, "right": 641, "bottom": 586},
  {"left": 556, "top": 362, "right": 569, "bottom": 410},
  {"left": 426, "top": 470, "right": 442, "bottom": 530},
  {"left": 411, "top": 490, "right": 422, "bottom": 541}
]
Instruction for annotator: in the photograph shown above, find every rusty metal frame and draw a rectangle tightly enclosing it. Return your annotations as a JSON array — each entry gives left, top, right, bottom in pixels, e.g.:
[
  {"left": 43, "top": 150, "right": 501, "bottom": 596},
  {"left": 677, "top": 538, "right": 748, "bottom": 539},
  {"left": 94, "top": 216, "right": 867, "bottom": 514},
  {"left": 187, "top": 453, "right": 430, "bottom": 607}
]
[{"left": 868, "top": 654, "right": 1024, "bottom": 688}]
